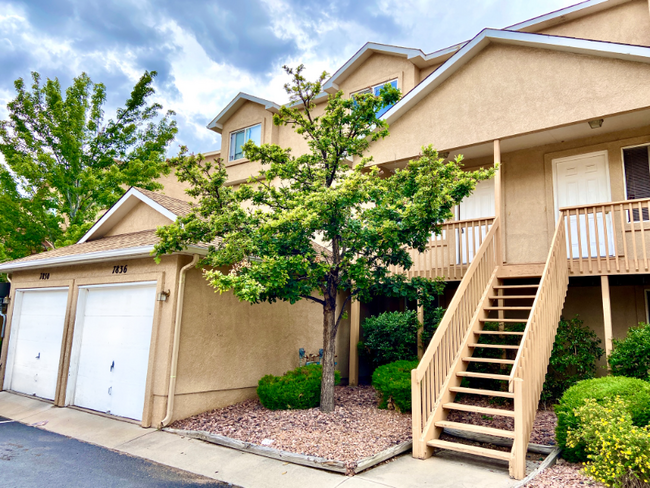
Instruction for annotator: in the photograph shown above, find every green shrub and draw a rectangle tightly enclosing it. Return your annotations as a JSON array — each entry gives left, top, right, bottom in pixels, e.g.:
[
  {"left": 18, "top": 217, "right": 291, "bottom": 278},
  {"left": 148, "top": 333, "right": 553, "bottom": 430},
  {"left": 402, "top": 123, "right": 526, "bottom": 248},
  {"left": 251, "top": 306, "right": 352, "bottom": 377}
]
[
  {"left": 372, "top": 359, "right": 418, "bottom": 413},
  {"left": 568, "top": 397, "right": 650, "bottom": 487},
  {"left": 555, "top": 376, "right": 650, "bottom": 462},
  {"left": 257, "top": 364, "right": 340, "bottom": 410},
  {"left": 359, "top": 311, "right": 419, "bottom": 367},
  {"left": 609, "top": 323, "right": 650, "bottom": 381},
  {"left": 541, "top": 315, "right": 604, "bottom": 403}
]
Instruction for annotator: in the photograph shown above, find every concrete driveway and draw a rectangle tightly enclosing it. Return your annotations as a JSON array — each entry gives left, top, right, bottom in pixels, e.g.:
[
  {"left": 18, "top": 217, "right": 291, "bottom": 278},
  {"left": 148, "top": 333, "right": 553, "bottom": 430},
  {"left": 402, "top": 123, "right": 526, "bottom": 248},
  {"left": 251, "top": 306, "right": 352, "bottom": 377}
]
[{"left": 0, "top": 416, "right": 234, "bottom": 488}]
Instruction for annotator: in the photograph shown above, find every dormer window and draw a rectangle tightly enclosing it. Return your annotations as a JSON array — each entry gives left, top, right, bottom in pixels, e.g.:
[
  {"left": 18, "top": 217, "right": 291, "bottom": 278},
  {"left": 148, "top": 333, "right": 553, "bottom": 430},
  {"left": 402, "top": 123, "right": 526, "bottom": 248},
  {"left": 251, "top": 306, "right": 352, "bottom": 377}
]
[
  {"left": 354, "top": 79, "right": 398, "bottom": 117},
  {"left": 229, "top": 123, "right": 262, "bottom": 161}
]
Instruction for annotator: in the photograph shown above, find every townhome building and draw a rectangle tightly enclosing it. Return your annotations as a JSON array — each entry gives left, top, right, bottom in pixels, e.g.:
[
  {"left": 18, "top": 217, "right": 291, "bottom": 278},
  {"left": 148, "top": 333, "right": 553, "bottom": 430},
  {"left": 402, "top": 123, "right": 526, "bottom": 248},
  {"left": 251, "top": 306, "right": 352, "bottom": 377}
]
[{"left": 1, "top": 0, "right": 650, "bottom": 479}]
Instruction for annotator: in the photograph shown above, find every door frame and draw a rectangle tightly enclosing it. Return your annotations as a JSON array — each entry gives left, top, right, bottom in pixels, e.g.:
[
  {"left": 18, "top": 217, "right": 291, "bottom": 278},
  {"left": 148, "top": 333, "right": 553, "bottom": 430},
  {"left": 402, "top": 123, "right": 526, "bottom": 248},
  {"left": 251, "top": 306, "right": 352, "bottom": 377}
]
[
  {"left": 4, "top": 287, "right": 69, "bottom": 398},
  {"left": 64, "top": 281, "right": 158, "bottom": 416},
  {"left": 552, "top": 150, "right": 612, "bottom": 221}
]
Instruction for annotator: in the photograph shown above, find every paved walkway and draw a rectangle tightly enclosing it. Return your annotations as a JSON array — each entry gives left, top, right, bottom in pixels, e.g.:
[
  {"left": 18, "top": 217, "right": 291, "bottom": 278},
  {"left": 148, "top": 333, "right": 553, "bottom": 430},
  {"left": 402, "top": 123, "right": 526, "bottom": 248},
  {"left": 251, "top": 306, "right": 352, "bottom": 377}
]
[{"left": 0, "top": 391, "right": 518, "bottom": 488}]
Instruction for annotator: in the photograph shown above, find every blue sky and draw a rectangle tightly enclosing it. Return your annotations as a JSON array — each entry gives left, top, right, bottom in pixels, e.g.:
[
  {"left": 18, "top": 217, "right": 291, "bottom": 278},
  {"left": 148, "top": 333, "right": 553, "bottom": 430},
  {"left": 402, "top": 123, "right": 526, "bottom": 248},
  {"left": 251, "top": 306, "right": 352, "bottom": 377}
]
[{"left": 0, "top": 0, "right": 578, "bottom": 156}]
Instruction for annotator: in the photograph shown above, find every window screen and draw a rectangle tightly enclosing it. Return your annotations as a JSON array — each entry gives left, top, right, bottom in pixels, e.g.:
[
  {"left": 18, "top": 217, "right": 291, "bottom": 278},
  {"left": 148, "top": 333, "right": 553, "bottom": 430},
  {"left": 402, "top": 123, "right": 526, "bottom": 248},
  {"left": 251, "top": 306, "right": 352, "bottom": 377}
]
[
  {"left": 229, "top": 124, "right": 262, "bottom": 161},
  {"left": 623, "top": 146, "right": 650, "bottom": 221}
]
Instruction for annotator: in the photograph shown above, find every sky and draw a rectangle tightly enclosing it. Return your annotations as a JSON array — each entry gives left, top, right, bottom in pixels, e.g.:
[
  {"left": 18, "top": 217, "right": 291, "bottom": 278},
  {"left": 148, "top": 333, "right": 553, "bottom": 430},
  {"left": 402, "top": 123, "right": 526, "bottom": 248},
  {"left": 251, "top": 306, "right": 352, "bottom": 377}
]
[{"left": 0, "top": 0, "right": 579, "bottom": 156}]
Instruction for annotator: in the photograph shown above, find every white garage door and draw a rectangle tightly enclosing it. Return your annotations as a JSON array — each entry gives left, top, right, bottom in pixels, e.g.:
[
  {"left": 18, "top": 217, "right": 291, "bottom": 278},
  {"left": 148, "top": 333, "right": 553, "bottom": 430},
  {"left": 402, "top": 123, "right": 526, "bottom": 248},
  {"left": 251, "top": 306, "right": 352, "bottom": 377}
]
[
  {"left": 4, "top": 288, "right": 69, "bottom": 400},
  {"left": 66, "top": 283, "right": 157, "bottom": 421}
]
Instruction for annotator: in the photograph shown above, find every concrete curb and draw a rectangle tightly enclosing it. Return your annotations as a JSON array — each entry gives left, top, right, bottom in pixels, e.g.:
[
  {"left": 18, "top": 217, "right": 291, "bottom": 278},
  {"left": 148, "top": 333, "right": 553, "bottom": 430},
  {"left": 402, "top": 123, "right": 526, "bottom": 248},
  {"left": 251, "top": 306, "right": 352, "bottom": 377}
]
[
  {"left": 164, "top": 428, "right": 412, "bottom": 475},
  {"left": 512, "top": 447, "right": 563, "bottom": 488}
]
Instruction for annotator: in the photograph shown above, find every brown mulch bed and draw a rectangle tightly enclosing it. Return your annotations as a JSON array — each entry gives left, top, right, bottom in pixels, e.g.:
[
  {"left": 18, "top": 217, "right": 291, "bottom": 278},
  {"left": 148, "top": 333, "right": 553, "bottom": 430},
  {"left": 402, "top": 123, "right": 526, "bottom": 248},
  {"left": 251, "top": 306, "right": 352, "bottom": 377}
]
[
  {"left": 170, "top": 385, "right": 411, "bottom": 465},
  {"left": 523, "top": 459, "right": 605, "bottom": 487},
  {"left": 446, "top": 396, "right": 557, "bottom": 445}
]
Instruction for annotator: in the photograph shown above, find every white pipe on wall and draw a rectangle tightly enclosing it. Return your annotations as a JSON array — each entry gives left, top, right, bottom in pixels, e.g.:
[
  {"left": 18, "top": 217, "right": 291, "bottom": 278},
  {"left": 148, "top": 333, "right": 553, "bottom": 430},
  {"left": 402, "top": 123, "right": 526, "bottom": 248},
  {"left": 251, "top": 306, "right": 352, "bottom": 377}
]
[{"left": 160, "top": 254, "right": 199, "bottom": 428}]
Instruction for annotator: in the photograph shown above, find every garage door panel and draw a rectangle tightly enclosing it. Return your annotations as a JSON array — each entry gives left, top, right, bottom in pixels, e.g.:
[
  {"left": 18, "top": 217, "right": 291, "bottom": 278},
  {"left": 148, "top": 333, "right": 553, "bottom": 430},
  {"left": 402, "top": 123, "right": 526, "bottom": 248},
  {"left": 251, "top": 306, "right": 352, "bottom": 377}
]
[
  {"left": 69, "top": 284, "right": 156, "bottom": 421},
  {"left": 5, "top": 288, "right": 68, "bottom": 400}
]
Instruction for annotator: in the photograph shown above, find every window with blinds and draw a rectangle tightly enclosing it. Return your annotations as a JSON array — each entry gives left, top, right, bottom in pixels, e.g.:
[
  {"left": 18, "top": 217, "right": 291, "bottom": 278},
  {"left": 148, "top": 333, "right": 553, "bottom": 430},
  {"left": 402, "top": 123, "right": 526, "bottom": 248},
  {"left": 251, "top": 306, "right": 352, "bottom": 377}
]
[{"left": 623, "top": 145, "right": 650, "bottom": 221}]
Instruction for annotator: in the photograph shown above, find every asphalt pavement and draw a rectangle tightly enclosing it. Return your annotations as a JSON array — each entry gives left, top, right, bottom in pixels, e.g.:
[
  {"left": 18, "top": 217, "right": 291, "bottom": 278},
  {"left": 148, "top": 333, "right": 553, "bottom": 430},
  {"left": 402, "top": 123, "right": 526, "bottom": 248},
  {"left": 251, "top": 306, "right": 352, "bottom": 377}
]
[{"left": 0, "top": 416, "right": 236, "bottom": 488}]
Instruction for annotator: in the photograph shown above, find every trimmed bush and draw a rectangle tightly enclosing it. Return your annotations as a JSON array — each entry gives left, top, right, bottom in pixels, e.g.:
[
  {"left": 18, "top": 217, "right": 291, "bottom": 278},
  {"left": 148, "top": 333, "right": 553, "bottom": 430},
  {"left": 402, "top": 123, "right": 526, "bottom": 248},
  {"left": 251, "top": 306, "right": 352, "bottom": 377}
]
[
  {"left": 568, "top": 397, "right": 650, "bottom": 487},
  {"left": 359, "top": 311, "right": 419, "bottom": 367},
  {"left": 541, "top": 315, "right": 604, "bottom": 403},
  {"left": 609, "top": 322, "right": 650, "bottom": 381},
  {"left": 555, "top": 376, "right": 650, "bottom": 462},
  {"left": 257, "top": 364, "right": 341, "bottom": 410},
  {"left": 372, "top": 359, "right": 419, "bottom": 413}
]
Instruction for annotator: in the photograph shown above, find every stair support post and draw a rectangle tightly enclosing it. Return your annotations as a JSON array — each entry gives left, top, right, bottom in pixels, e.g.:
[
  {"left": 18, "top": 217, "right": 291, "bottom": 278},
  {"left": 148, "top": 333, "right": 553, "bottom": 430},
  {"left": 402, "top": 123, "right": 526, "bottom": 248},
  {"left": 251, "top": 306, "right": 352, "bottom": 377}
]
[{"left": 511, "top": 377, "right": 526, "bottom": 479}]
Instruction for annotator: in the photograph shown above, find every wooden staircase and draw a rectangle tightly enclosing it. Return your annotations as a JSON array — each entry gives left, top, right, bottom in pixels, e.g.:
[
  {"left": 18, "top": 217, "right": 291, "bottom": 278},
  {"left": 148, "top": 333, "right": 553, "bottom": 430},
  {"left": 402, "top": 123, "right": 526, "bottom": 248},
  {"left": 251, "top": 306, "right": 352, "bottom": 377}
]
[{"left": 411, "top": 216, "right": 570, "bottom": 479}]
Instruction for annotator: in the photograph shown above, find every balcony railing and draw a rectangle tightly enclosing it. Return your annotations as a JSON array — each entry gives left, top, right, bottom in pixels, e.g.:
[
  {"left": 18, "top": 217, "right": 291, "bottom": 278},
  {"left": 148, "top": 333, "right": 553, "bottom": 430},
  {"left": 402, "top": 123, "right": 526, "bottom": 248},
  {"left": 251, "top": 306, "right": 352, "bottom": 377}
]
[
  {"left": 561, "top": 197, "right": 650, "bottom": 275},
  {"left": 389, "top": 217, "right": 495, "bottom": 281}
]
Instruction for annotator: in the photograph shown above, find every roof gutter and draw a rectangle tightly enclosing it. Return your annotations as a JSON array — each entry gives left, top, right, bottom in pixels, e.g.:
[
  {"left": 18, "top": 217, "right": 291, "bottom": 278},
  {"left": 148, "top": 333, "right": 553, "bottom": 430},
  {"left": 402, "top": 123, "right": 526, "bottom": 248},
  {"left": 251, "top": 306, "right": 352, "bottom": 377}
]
[{"left": 160, "top": 253, "right": 200, "bottom": 428}]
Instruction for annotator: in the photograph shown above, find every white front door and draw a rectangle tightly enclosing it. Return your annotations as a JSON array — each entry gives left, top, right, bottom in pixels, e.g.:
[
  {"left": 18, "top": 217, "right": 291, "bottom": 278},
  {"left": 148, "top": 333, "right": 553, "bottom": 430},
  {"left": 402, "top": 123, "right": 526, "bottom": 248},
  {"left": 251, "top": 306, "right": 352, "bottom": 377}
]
[
  {"left": 67, "top": 283, "right": 157, "bottom": 421},
  {"left": 457, "top": 179, "right": 495, "bottom": 264},
  {"left": 554, "top": 151, "right": 613, "bottom": 259},
  {"left": 4, "top": 288, "right": 68, "bottom": 400}
]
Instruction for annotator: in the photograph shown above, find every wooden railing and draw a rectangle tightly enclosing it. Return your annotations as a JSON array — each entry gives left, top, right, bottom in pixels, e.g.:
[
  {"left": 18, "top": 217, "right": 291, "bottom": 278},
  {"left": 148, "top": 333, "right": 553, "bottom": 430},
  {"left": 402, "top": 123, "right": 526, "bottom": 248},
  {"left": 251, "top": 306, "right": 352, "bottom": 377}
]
[
  {"left": 411, "top": 217, "right": 500, "bottom": 458},
  {"left": 509, "top": 216, "right": 569, "bottom": 479},
  {"left": 390, "top": 217, "right": 495, "bottom": 281},
  {"left": 561, "top": 197, "right": 650, "bottom": 275}
]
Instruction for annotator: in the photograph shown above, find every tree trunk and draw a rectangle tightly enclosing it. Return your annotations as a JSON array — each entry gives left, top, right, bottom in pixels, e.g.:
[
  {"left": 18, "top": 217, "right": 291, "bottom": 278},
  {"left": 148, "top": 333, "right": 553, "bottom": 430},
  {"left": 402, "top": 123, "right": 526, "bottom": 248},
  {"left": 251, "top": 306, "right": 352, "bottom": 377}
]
[{"left": 320, "top": 294, "right": 338, "bottom": 413}]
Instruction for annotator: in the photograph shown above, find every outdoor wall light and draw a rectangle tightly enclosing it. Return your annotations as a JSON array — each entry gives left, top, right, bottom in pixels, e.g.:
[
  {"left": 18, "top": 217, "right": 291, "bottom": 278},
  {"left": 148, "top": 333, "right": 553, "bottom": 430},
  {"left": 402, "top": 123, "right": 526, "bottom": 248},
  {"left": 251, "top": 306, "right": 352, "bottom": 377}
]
[
  {"left": 2, "top": 296, "right": 10, "bottom": 305},
  {"left": 157, "top": 290, "right": 170, "bottom": 302},
  {"left": 588, "top": 118, "right": 604, "bottom": 129}
]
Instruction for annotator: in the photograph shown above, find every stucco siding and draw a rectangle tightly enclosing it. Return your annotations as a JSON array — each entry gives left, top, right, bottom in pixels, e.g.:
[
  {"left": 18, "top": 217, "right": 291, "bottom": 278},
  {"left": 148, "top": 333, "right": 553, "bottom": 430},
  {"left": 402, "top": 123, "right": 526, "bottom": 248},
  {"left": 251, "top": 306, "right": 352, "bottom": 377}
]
[{"left": 104, "top": 201, "right": 173, "bottom": 237}]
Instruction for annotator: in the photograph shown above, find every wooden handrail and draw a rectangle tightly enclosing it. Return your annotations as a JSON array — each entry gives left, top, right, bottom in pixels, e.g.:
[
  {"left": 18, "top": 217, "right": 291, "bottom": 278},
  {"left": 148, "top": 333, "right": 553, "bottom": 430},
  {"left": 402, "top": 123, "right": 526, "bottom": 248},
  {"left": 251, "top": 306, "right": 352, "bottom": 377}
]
[
  {"left": 411, "top": 217, "right": 500, "bottom": 457},
  {"left": 509, "top": 216, "right": 569, "bottom": 479},
  {"left": 560, "top": 196, "right": 650, "bottom": 212}
]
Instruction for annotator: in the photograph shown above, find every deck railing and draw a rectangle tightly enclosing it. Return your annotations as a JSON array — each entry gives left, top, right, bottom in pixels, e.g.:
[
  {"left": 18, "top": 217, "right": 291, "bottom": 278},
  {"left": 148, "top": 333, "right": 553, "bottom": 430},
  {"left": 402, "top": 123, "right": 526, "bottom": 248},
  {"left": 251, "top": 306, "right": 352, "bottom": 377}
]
[
  {"left": 411, "top": 217, "right": 500, "bottom": 457},
  {"left": 390, "top": 217, "right": 495, "bottom": 281},
  {"left": 561, "top": 197, "right": 650, "bottom": 275},
  {"left": 509, "top": 216, "right": 569, "bottom": 479}
]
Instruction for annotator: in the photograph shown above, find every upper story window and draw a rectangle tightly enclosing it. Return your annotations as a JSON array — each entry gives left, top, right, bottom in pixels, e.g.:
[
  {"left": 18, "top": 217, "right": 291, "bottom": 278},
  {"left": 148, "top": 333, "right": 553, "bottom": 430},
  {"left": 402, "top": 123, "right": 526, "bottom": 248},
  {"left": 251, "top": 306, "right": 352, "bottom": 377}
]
[
  {"left": 623, "top": 144, "right": 650, "bottom": 221},
  {"left": 354, "top": 79, "right": 398, "bottom": 117},
  {"left": 229, "top": 123, "right": 261, "bottom": 161}
]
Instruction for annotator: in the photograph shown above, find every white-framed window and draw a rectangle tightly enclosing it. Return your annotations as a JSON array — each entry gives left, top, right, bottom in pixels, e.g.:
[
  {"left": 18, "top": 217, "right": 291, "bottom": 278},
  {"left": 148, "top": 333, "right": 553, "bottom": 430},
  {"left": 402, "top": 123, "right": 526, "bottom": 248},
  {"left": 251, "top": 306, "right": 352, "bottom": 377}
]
[
  {"left": 353, "top": 79, "right": 398, "bottom": 117},
  {"left": 229, "top": 123, "right": 262, "bottom": 161},
  {"left": 622, "top": 144, "right": 650, "bottom": 222}
]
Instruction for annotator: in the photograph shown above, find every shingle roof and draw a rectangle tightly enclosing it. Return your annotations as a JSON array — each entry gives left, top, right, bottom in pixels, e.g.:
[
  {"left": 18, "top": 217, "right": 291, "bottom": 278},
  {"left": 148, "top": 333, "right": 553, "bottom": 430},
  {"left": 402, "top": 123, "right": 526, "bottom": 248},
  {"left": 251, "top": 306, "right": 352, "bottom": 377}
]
[{"left": 135, "top": 187, "right": 194, "bottom": 217}]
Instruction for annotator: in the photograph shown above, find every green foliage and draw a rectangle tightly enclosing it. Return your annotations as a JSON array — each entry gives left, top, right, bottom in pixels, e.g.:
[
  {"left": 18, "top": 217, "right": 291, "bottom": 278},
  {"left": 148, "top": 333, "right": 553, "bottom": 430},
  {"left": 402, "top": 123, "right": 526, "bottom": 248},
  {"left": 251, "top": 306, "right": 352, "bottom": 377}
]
[
  {"left": 555, "top": 376, "right": 650, "bottom": 462},
  {"left": 568, "top": 397, "right": 650, "bottom": 487},
  {"left": 153, "top": 64, "right": 492, "bottom": 411},
  {"left": 257, "top": 364, "right": 341, "bottom": 410},
  {"left": 372, "top": 360, "right": 418, "bottom": 413},
  {"left": 541, "top": 315, "right": 604, "bottom": 403},
  {"left": 609, "top": 323, "right": 650, "bottom": 381},
  {"left": 0, "top": 71, "right": 177, "bottom": 255},
  {"left": 359, "top": 310, "right": 419, "bottom": 367}
]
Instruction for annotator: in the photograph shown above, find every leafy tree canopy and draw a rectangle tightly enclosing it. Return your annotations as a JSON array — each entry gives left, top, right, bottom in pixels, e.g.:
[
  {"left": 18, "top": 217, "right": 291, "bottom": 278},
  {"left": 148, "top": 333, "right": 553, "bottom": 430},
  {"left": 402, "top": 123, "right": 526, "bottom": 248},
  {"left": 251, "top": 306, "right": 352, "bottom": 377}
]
[
  {"left": 154, "top": 65, "right": 493, "bottom": 411},
  {"left": 0, "top": 70, "right": 177, "bottom": 255}
]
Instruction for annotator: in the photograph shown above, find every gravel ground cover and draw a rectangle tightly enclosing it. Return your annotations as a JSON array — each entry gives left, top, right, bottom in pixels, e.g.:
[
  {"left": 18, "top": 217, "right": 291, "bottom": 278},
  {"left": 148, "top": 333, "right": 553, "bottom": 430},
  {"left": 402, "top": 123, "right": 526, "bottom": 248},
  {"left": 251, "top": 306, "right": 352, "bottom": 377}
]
[
  {"left": 171, "top": 385, "right": 411, "bottom": 466},
  {"left": 523, "top": 460, "right": 604, "bottom": 487},
  {"left": 446, "top": 396, "right": 557, "bottom": 445}
]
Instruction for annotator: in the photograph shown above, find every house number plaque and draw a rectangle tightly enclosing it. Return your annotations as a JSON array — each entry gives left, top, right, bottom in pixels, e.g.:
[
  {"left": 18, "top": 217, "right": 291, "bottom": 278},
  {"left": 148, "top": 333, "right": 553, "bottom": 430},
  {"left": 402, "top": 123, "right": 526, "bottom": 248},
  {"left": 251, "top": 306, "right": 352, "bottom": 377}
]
[
  {"left": 39, "top": 273, "right": 50, "bottom": 280},
  {"left": 112, "top": 265, "right": 128, "bottom": 274}
]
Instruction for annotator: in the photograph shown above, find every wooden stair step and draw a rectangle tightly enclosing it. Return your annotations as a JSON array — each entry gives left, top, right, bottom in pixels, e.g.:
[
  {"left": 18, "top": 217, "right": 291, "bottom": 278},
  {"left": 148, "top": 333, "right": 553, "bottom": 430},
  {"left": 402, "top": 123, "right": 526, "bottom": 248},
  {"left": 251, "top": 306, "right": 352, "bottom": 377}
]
[
  {"left": 469, "top": 343, "right": 519, "bottom": 350},
  {"left": 463, "top": 357, "right": 515, "bottom": 364},
  {"left": 480, "top": 318, "right": 525, "bottom": 323},
  {"left": 443, "top": 402, "right": 515, "bottom": 418},
  {"left": 475, "top": 331, "right": 524, "bottom": 336},
  {"left": 435, "top": 421, "right": 515, "bottom": 439},
  {"left": 449, "top": 387, "right": 515, "bottom": 398},
  {"left": 427, "top": 439, "right": 511, "bottom": 461},
  {"left": 494, "top": 284, "right": 539, "bottom": 289},
  {"left": 485, "top": 306, "right": 532, "bottom": 311},
  {"left": 457, "top": 371, "right": 511, "bottom": 381},
  {"left": 489, "top": 295, "right": 536, "bottom": 300}
]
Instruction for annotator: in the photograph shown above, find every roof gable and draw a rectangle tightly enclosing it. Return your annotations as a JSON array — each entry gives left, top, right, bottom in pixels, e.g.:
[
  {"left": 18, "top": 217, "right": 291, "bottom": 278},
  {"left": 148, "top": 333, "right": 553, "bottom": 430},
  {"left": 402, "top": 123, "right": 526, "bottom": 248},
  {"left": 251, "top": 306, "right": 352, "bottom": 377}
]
[
  {"left": 78, "top": 187, "right": 192, "bottom": 244},
  {"left": 207, "top": 92, "right": 280, "bottom": 133}
]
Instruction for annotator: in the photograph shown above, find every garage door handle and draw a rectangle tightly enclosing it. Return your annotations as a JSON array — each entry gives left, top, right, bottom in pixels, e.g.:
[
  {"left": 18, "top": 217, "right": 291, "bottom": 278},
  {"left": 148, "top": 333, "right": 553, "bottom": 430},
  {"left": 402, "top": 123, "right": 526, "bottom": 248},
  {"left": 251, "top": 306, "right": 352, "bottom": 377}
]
[
  {"left": 108, "top": 386, "right": 112, "bottom": 396},
  {"left": 110, "top": 361, "right": 114, "bottom": 372},
  {"left": 35, "top": 353, "right": 40, "bottom": 359}
]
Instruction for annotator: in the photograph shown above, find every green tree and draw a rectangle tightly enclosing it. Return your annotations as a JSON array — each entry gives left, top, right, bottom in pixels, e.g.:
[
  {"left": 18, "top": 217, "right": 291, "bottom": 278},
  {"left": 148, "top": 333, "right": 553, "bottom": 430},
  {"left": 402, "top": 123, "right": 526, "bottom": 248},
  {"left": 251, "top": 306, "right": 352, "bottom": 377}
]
[
  {"left": 154, "top": 65, "right": 493, "bottom": 412},
  {"left": 0, "top": 70, "right": 177, "bottom": 253}
]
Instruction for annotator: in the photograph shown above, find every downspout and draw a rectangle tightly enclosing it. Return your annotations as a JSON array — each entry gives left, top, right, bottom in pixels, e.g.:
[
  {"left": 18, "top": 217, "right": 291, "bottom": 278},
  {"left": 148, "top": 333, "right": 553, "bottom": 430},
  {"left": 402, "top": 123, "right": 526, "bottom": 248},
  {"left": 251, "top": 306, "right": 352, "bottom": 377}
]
[
  {"left": 1, "top": 274, "right": 11, "bottom": 340},
  {"left": 160, "top": 254, "right": 199, "bottom": 428}
]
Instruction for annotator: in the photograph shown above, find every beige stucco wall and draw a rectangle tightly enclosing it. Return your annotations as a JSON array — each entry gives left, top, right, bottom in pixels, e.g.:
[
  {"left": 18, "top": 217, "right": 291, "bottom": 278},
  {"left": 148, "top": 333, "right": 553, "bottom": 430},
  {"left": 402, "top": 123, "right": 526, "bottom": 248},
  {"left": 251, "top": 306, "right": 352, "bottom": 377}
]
[
  {"left": 104, "top": 201, "right": 173, "bottom": 236},
  {"left": 369, "top": 44, "right": 650, "bottom": 165},
  {"left": 338, "top": 52, "right": 420, "bottom": 98},
  {"left": 171, "top": 262, "right": 351, "bottom": 421},
  {"left": 0, "top": 255, "right": 183, "bottom": 428},
  {"left": 540, "top": 0, "right": 650, "bottom": 47}
]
